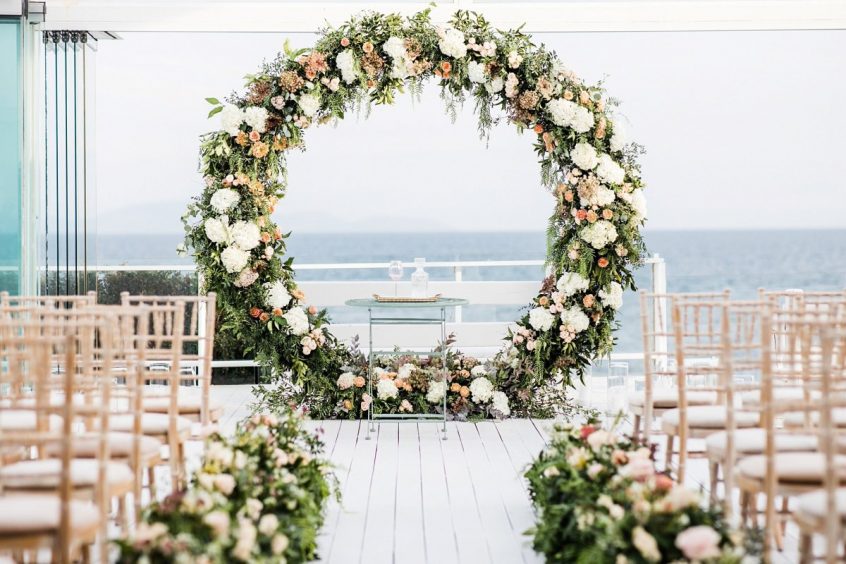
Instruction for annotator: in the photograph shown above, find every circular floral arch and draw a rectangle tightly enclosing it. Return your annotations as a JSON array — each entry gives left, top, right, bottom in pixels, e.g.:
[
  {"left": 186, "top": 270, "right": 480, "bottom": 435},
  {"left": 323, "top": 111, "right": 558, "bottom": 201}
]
[{"left": 183, "top": 9, "right": 648, "bottom": 419}]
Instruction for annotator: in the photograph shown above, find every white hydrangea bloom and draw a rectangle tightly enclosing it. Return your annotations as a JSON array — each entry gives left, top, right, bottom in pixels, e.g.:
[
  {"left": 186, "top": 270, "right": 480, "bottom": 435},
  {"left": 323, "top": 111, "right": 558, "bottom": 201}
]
[
  {"left": 529, "top": 306, "right": 555, "bottom": 332},
  {"left": 335, "top": 49, "right": 357, "bottom": 84},
  {"left": 467, "top": 60, "right": 486, "bottom": 84},
  {"left": 264, "top": 280, "right": 292, "bottom": 310},
  {"left": 282, "top": 307, "right": 309, "bottom": 335},
  {"left": 595, "top": 154, "right": 626, "bottom": 185},
  {"left": 547, "top": 98, "right": 594, "bottom": 133},
  {"left": 491, "top": 391, "right": 511, "bottom": 417},
  {"left": 219, "top": 104, "right": 244, "bottom": 136},
  {"left": 486, "top": 76, "right": 504, "bottom": 94},
  {"left": 628, "top": 189, "right": 648, "bottom": 222},
  {"left": 426, "top": 380, "right": 447, "bottom": 404},
  {"left": 210, "top": 188, "right": 240, "bottom": 214},
  {"left": 336, "top": 372, "right": 355, "bottom": 390},
  {"left": 382, "top": 36, "right": 413, "bottom": 79},
  {"left": 234, "top": 268, "right": 258, "bottom": 288},
  {"left": 560, "top": 306, "right": 590, "bottom": 333},
  {"left": 397, "top": 363, "right": 415, "bottom": 380},
  {"left": 556, "top": 272, "right": 589, "bottom": 296},
  {"left": 230, "top": 221, "right": 261, "bottom": 250},
  {"left": 377, "top": 378, "right": 399, "bottom": 400},
  {"left": 438, "top": 28, "right": 467, "bottom": 58},
  {"left": 297, "top": 93, "right": 320, "bottom": 117},
  {"left": 580, "top": 220, "right": 618, "bottom": 249},
  {"left": 599, "top": 282, "right": 624, "bottom": 310},
  {"left": 505, "top": 73, "right": 519, "bottom": 98},
  {"left": 570, "top": 142, "right": 599, "bottom": 171},
  {"left": 469, "top": 377, "right": 494, "bottom": 403},
  {"left": 204, "top": 217, "right": 230, "bottom": 244},
  {"left": 610, "top": 122, "right": 627, "bottom": 152},
  {"left": 470, "top": 365, "right": 487, "bottom": 377},
  {"left": 382, "top": 36, "right": 406, "bottom": 59},
  {"left": 221, "top": 246, "right": 249, "bottom": 273},
  {"left": 570, "top": 105, "right": 595, "bottom": 133},
  {"left": 243, "top": 106, "right": 268, "bottom": 133}
]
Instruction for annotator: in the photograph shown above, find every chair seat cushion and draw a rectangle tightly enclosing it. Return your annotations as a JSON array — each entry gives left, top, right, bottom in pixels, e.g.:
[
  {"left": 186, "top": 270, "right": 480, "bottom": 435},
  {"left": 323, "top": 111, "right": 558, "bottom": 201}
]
[
  {"left": 0, "top": 410, "right": 62, "bottom": 432},
  {"left": 784, "top": 409, "right": 846, "bottom": 428},
  {"left": 797, "top": 488, "right": 846, "bottom": 520},
  {"left": 0, "top": 459, "right": 133, "bottom": 490},
  {"left": 108, "top": 413, "right": 193, "bottom": 436},
  {"left": 705, "top": 429, "right": 817, "bottom": 457},
  {"left": 740, "top": 387, "right": 809, "bottom": 408},
  {"left": 738, "top": 453, "right": 846, "bottom": 484},
  {"left": 0, "top": 496, "right": 99, "bottom": 535},
  {"left": 662, "top": 406, "right": 759, "bottom": 430},
  {"left": 43, "top": 432, "right": 161, "bottom": 461},
  {"left": 142, "top": 396, "right": 223, "bottom": 421},
  {"left": 627, "top": 389, "right": 717, "bottom": 409}
]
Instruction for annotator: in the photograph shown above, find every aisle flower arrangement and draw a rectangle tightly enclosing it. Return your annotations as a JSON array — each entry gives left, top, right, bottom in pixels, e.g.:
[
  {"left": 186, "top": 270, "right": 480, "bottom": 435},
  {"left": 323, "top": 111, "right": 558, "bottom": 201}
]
[
  {"left": 183, "top": 8, "right": 648, "bottom": 418},
  {"left": 525, "top": 423, "right": 759, "bottom": 563},
  {"left": 117, "top": 409, "right": 337, "bottom": 563}
]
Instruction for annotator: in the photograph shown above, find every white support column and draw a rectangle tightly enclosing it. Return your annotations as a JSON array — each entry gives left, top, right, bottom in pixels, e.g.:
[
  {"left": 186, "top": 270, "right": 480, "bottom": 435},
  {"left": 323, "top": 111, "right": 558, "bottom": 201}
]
[
  {"left": 20, "top": 13, "right": 43, "bottom": 295},
  {"left": 453, "top": 265, "right": 463, "bottom": 323}
]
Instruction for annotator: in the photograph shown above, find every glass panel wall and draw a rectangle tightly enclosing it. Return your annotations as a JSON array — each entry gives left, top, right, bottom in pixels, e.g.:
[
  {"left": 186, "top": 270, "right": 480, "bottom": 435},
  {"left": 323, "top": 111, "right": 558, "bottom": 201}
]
[{"left": 0, "top": 19, "right": 21, "bottom": 295}]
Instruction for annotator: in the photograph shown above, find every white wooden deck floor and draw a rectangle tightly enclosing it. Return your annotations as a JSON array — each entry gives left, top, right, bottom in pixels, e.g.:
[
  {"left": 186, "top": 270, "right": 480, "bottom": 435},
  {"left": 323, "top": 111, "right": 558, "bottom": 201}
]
[{"left": 210, "top": 385, "right": 803, "bottom": 564}]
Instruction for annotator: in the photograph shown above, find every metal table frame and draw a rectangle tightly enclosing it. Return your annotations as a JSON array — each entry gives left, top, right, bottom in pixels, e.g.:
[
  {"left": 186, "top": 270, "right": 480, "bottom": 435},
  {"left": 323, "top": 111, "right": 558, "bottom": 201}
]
[{"left": 345, "top": 298, "right": 469, "bottom": 440}]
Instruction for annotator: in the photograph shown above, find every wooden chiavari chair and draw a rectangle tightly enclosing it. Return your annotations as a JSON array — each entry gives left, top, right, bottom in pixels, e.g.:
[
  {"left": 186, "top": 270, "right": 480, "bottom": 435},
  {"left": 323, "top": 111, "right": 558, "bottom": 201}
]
[
  {"left": 0, "top": 291, "right": 96, "bottom": 310},
  {"left": 629, "top": 291, "right": 729, "bottom": 442},
  {"left": 0, "top": 332, "right": 108, "bottom": 563},
  {"left": 664, "top": 296, "right": 763, "bottom": 485},
  {"left": 120, "top": 293, "right": 220, "bottom": 436},
  {"left": 791, "top": 322, "right": 846, "bottom": 563},
  {"left": 734, "top": 306, "right": 846, "bottom": 554}
]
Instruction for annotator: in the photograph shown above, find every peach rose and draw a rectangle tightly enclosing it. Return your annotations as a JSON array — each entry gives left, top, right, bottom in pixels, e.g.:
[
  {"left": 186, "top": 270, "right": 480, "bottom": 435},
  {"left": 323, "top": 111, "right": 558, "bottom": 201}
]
[
  {"left": 576, "top": 210, "right": 587, "bottom": 221},
  {"left": 261, "top": 232, "right": 272, "bottom": 243},
  {"left": 353, "top": 376, "right": 366, "bottom": 388},
  {"left": 259, "top": 312, "right": 270, "bottom": 322},
  {"left": 538, "top": 296, "right": 549, "bottom": 307},
  {"left": 450, "top": 383, "right": 461, "bottom": 393},
  {"left": 675, "top": 526, "right": 722, "bottom": 561},
  {"left": 582, "top": 294, "right": 595, "bottom": 308},
  {"left": 340, "top": 37, "right": 350, "bottom": 47},
  {"left": 249, "top": 130, "right": 260, "bottom": 142},
  {"left": 343, "top": 399, "right": 353, "bottom": 411},
  {"left": 249, "top": 307, "right": 262, "bottom": 318},
  {"left": 272, "top": 308, "right": 283, "bottom": 317},
  {"left": 564, "top": 190, "right": 574, "bottom": 203},
  {"left": 533, "top": 124, "right": 544, "bottom": 134},
  {"left": 586, "top": 210, "right": 598, "bottom": 224},
  {"left": 362, "top": 41, "right": 374, "bottom": 54},
  {"left": 563, "top": 90, "right": 574, "bottom": 101},
  {"left": 459, "top": 386, "right": 470, "bottom": 398},
  {"left": 598, "top": 258, "right": 609, "bottom": 268},
  {"left": 602, "top": 209, "right": 613, "bottom": 220},
  {"left": 308, "top": 305, "right": 318, "bottom": 315}
]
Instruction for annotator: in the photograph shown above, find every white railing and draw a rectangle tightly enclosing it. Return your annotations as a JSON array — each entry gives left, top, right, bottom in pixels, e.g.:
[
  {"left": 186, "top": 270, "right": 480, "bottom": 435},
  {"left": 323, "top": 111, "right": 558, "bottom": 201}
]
[{"left": 83, "top": 254, "right": 666, "bottom": 367}]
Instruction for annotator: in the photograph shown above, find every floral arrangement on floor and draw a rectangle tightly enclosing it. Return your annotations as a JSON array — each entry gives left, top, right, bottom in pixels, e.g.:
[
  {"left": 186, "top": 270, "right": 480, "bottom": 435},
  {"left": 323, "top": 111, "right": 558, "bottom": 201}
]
[
  {"left": 525, "top": 422, "right": 759, "bottom": 563},
  {"left": 116, "top": 409, "right": 337, "bottom": 563},
  {"left": 182, "top": 8, "right": 647, "bottom": 417}
]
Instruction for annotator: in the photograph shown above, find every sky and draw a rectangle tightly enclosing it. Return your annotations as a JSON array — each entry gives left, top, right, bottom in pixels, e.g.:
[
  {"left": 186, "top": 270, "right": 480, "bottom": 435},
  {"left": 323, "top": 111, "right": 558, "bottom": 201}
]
[{"left": 94, "top": 29, "right": 846, "bottom": 233}]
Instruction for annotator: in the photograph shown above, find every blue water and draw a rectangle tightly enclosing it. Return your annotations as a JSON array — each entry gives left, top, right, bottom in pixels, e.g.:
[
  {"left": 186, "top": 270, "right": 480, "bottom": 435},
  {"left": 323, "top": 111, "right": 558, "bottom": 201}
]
[{"left": 94, "top": 230, "right": 846, "bottom": 352}]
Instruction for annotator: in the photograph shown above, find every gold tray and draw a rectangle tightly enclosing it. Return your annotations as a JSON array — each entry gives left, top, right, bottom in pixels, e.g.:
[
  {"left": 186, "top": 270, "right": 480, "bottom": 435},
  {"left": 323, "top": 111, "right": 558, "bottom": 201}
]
[{"left": 373, "top": 293, "right": 442, "bottom": 303}]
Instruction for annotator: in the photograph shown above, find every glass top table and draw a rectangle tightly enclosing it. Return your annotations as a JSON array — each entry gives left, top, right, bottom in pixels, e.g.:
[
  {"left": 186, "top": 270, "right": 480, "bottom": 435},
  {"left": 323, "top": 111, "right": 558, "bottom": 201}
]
[{"left": 346, "top": 296, "right": 468, "bottom": 440}]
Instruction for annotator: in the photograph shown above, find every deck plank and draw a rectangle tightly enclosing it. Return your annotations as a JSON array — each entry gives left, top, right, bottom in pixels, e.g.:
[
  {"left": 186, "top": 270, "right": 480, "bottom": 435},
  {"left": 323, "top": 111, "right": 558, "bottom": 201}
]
[
  {"left": 359, "top": 422, "right": 400, "bottom": 564},
  {"left": 394, "top": 423, "right": 427, "bottom": 564},
  {"left": 418, "top": 422, "right": 460, "bottom": 564}
]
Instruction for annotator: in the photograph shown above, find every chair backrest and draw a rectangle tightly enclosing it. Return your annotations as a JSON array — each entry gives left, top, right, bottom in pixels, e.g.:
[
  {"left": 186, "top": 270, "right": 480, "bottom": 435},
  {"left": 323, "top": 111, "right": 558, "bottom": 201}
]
[
  {"left": 120, "top": 293, "right": 217, "bottom": 426},
  {"left": 0, "top": 291, "right": 97, "bottom": 310}
]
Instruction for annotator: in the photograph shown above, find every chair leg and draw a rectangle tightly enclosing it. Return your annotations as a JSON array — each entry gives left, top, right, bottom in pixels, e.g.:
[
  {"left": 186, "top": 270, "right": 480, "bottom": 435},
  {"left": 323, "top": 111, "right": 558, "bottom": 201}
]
[
  {"left": 799, "top": 533, "right": 812, "bottom": 564},
  {"left": 708, "top": 461, "right": 719, "bottom": 505},
  {"left": 632, "top": 415, "right": 641, "bottom": 439},
  {"left": 147, "top": 465, "right": 157, "bottom": 500},
  {"left": 665, "top": 434, "right": 675, "bottom": 472}
]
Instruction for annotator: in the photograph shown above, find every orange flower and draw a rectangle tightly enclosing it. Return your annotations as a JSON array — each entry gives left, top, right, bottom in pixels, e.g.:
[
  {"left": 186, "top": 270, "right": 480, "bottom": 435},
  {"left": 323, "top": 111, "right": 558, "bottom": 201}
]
[
  {"left": 272, "top": 136, "right": 288, "bottom": 151},
  {"left": 459, "top": 386, "right": 470, "bottom": 398},
  {"left": 249, "top": 307, "right": 262, "bottom": 318},
  {"left": 305, "top": 69, "right": 316, "bottom": 80},
  {"left": 563, "top": 90, "right": 574, "bottom": 101},
  {"left": 308, "top": 305, "right": 318, "bottom": 315},
  {"left": 272, "top": 308, "right": 283, "bottom": 317},
  {"left": 538, "top": 296, "right": 549, "bottom": 307},
  {"left": 261, "top": 232, "right": 272, "bottom": 243},
  {"left": 340, "top": 37, "right": 350, "bottom": 47},
  {"left": 353, "top": 376, "right": 366, "bottom": 388},
  {"left": 576, "top": 209, "right": 587, "bottom": 221},
  {"left": 259, "top": 312, "right": 270, "bottom": 322},
  {"left": 598, "top": 257, "right": 610, "bottom": 268},
  {"left": 583, "top": 294, "right": 595, "bottom": 308},
  {"left": 249, "top": 130, "right": 261, "bottom": 142},
  {"left": 274, "top": 228, "right": 282, "bottom": 240},
  {"left": 291, "top": 289, "right": 305, "bottom": 301},
  {"left": 564, "top": 190, "right": 574, "bottom": 203},
  {"left": 366, "top": 79, "right": 376, "bottom": 88},
  {"left": 543, "top": 132, "right": 555, "bottom": 152},
  {"left": 343, "top": 399, "right": 353, "bottom": 410},
  {"left": 533, "top": 124, "right": 544, "bottom": 134},
  {"left": 556, "top": 183, "right": 567, "bottom": 195},
  {"left": 251, "top": 141, "right": 269, "bottom": 159},
  {"left": 586, "top": 210, "right": 598, "bottom": 223},
  {"left": 235, "top": 131, "right": 249, "bottom": 146},
  {"left": 602, "top": 209, "right": 613, "bottom": 220},
  {"left": 654, "top": 473, "right": 674, "bottom": 492},
  {"left": 450, "top": 383, "right": 461, "bottom": 393},
  {"left": 440, "top": 61, "right": 451, "bottom": 73},
  {"left": 362, "top": 41, "right": 374, "bottom": 54}
]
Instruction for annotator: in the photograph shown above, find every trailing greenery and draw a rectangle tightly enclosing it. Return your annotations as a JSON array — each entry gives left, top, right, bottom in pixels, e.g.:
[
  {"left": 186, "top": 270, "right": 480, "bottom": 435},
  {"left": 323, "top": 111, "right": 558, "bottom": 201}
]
[
  {"left": 183, "top": 9, "right": 648, "bottom": 418},
  {"left": 116, "top": 408, "right": 337, "bottom": 563}
]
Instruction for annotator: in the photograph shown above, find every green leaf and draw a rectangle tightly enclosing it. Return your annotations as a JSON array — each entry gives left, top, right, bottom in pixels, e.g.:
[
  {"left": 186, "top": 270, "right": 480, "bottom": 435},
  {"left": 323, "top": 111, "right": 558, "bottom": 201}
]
[
  {"left": 207, "top": 106, "right": 223, "bottom": 119},
  {"left": 205, "top": 97, "right": 220, "bottom": 105}
]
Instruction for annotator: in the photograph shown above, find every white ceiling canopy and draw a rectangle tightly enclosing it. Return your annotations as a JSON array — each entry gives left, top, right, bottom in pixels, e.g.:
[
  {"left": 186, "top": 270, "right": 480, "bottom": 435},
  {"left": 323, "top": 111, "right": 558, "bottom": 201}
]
[{"left": 38, "top": 0, "right": 846, "bottom": 33}]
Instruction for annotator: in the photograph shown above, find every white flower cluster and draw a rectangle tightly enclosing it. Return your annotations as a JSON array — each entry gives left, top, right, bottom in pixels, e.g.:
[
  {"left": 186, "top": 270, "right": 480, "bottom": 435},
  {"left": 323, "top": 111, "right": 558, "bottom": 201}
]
[
  {"left": 382, "top": 36, "right": 414, "bottom": 79},
  {"left": 556, "top": 272, "right": 589, "bottom": 296},
  {"left": 560, "top": 306, "right": 590, "bottom": 333},
  {"left": 377, "top": 378, "right": 399, "bottom": 400},
  {"left": 204, "top": 216, "right": 230, "bottom": 245},
  {"left": 507, "top": 50, "right": 523, "bottom": 69},
  {"left": 529, "top": 306, "right": 555, "bottom": 332},
  {"left": 580, "top": 220, "right": 618, "bottom": 249},
  {"left": 438, "top": 28, "right": 467, "bottom": 58},
  {"left": 336, "top": 372, "right": 355, "bottom": 390},
  {"left": 486, "top": 76, "right": 504, "bottom": 94},
  {"left": 467, "top": 60, "right": 486, "bottom": 84},
  {"left": 505, "top": 73, "right": 519, "bottom": 98},
  {"left": 298, "top": 94, "right": 320, "bottom": 118},
  {"left": 578, "top": 182, "right": 615, "bottom": 208},
  {"left": 265, "top": 280, "right": 292, "bottom": 310},
  {"left": 335, "top": 49, "right": 357, "bottom": 84},
  {"left": 230, "top": 221, "right": 261, "bottom": 251},
  {"left": 598, "top": 282, "right": 624, "bottom": 310},
  {"left": 595, "top": 154, "right": 625, "bottom": 185},
  {"left": 426, "top": 380, "right": 447, "bottom": 404},
  {"left": 397, "top": 363, "right": 415, "bottom": 380},
  {"left": 210, "top": 188, "right": 240, "bottom": 214},
  {"left": 491, "top": 391, "right": 510, "bottom": 417},
  {"left": 469, "top": 377, "right": 494, "bottom": 403},
  {"left": 282, "top": 307, "right": 309, "bottom": 335},
  {"left": 220, "top": 104, "right": 267, "bottom": 136},
  {"left": 221, "top": 246, "right": 250, "bottom": 274},
  {"left": 234, "top": 268, "right": 258, "bottom": 288},
  {"left": 546, "top": 99, "right": 594, "bottom": 134},
  {"left": 621, "top": 188, "right": 648, "bottom": 222},
  {"left": 610, "top": 121, "right": 627, "bottom": 152},
  {"left": 570, "top": 142, "right": 599, "bottom": 171}
]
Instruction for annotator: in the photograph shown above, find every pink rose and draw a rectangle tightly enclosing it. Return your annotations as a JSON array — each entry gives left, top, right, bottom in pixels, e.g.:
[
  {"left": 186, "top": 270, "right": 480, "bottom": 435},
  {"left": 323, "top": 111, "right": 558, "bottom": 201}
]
[
  {"left": 621, "top": 458, "right": 654, "bottom": 482},
  {"left": 675, "top": 526, "right": 722, "bottom": 561}
]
